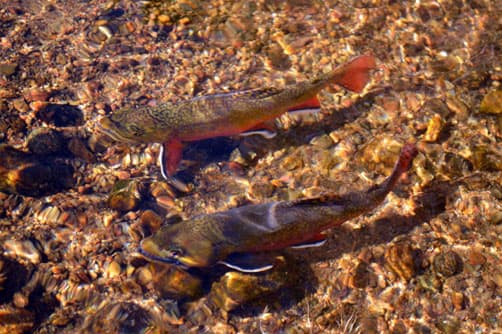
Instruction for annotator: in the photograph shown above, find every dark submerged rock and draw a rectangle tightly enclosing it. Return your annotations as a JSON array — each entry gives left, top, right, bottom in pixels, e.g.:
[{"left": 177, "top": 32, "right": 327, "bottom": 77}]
[
  {"left": 107, "top": 179, "right": 144, "bottom": 212},
  {"left": 0, "top": 145, "right": 74, "bottom": 197},
  {"left": 433, "top": 250, "right": 463, "bottom": 278},
  {"left": 26, "top": 127, "right": 64, "bottom": 155},
  {"left": 36, "top": 103, "right": 84, "bottom": 127}
]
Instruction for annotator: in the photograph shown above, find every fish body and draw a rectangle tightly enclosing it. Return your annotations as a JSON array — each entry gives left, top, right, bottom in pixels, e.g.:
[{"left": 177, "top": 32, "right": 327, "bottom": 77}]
[
  {"left": 139, "top": 143, "right": 418, "bottom": 272},
  {"left": 99, "top": 55, "right": 376, "bottom": 180}
]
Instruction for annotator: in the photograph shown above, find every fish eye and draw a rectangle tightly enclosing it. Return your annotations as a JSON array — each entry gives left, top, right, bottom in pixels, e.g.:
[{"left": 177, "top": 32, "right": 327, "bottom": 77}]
[{"left": 169, "top": 247, "right": 184, "bottom": 258}]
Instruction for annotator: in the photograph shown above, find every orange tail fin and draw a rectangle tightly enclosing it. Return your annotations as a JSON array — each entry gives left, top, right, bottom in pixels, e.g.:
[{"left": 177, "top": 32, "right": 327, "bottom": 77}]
[{"left": 332, "top": 55, "right": 376, "bottom": 93}]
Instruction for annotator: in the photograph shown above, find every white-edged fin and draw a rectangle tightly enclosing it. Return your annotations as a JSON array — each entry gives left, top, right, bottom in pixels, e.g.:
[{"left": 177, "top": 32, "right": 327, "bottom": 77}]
[
  {"left": 289, "top": 238, "right": 327, "bottom": 249},
  {"left": 158, "top": 143, "right": 191, "bottom": 192},
  {"left": 219, "top": 260, "right": 274, "bottom": 273},
  {"left": 218, "top": 253, "right": 275, "bottom": 273},
  {"left": 158, "top": 143, "right": 169, "bottom": 179},
  {"left": 239, "top": 129, "right": 277, "bottom": 139},
  {"left": 287, "top": 107, "right": 322, "bottom": 117}
]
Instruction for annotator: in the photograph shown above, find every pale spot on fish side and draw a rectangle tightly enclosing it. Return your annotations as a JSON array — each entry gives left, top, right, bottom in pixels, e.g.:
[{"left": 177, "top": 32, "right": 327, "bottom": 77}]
[
  {"left": 236, "top": 203, "right": 281, "bottom": 233},
  {"left": 266, "top": 202, "right": 281, "bottom": 230}
]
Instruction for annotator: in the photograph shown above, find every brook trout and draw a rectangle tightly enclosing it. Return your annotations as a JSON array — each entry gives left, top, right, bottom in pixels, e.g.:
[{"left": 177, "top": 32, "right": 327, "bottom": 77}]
[
  {"left": 139, "top": 143, "right": 418, "bottom": 273},
  {"left": 98, "top": 55, "right": 376, "bottom": 186}
]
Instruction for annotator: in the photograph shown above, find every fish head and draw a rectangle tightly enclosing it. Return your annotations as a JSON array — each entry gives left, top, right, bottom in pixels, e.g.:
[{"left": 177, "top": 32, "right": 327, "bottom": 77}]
[
  {"left": 98, "top": 107, "right": 167, "bottom": 143},
  {"left": 139, "top": 223, "right": 217, "bottom": 269}
]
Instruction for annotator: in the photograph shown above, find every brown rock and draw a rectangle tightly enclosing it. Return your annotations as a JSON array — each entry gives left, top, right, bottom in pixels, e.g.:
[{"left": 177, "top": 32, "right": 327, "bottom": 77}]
[
  {"left": 479, "top": 90, "right": 502, "bottom": 114},
  {"left": 150, "top": 263, "right": 202, "bottom": 300},
  {"left": 0, "top": 305, "right": 34, "bottom": 334},
  {"left": 0, "top": 145, "right": 74, "bottom": 196},
  {"left": 451, "top": 291, "right": 464, "bottom": 310},
  {"left": 0, "top": 62, "right": 17, "bottom": 76},
  {"left": 108, "top": 179, "right": 144, "bottom": 212},
  {"left": 384, "top": 242, "right": 418, "bottom": 281},
  {"left": 68, "top": 137, "right": 95, "bottom": 162},
  {"left": 207, "top": 256, "right": 294, "bottom": 312},
  {"left": 140, "top": 210, "right": 163, "bottom": 234},
  {"left": 24, "top": 88, "right": 51, "bottom": 102},
  {"left": 433, "top": 250, "right": 463, "bottom": 278},
  {"left": 467, "top": 250, "right": 486, "bottom": 266},
  {"left": 26, "top": 128, "right": 64, "bottom": 155}
]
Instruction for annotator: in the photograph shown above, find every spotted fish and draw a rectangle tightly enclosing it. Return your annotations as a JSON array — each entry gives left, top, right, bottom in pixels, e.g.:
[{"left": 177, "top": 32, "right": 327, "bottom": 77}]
[
  {"left": 139, "top": 143, "right": 418, "bottom": 273},
  {"left": 98, "top": 55, "right": 376, "bottom": 189}
]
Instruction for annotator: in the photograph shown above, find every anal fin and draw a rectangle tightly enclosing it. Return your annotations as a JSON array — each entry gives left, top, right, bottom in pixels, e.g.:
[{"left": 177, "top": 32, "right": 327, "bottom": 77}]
[
  {"left": 239, "top": 121, "right": 277, "bottom": 139},
  {"left": 239, "top": 129, "right": 277, "bottom": 139},
  {"left": 289, "top": 234, "right": 327, "bottom": 249},
  {"left": 287, "top": 96, "right": 321, "bottom": 115}
]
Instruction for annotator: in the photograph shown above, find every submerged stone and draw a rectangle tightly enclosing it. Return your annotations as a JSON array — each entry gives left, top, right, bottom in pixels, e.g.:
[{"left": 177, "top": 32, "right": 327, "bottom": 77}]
[
  {"left": 26, "top": 128, "right": 64, "bottom": 155},
  {"left": 107, "top": 179, "right": 144, "bottom": 212},
  {"left": 207, "top": 255, "right": 294, "bottom": 312},
  {"left": 433, "top": 250, "right": 463, "bottom": 278},
  {"left": 150, "top": 263, "right": 202, "bottom": 300},
  {"left": 36, "top": 103, "right": 84, "bottom": 127},
  {"left": 384, "top": 242, "right": 419, "bottom": 281},
  {"left": 0, "top": 145, "right": 74, "bottom": 197},
  {"left": 479, "top": 90, "right": 502, "bottom": 114}
]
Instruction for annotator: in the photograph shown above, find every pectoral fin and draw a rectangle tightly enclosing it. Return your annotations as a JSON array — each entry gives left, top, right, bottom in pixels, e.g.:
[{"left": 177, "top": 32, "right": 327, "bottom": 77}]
[
  {"left": 219, "top": 253, "right": 275, "bottom": 273},
  {"left": 159, "top": 139, "right": 184, "bottom": 177},
  {"left": 159, "top": 140, "right": 191, "bottom": 192}
]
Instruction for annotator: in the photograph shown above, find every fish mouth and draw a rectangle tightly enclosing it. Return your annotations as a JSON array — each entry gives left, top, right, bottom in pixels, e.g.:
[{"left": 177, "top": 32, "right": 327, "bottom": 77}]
[
  {"left": 138, "top": 246, "right": 188, "bottom": 268},
  {"left": 97, "top": 117, "right": 138, "bottom": 144}
]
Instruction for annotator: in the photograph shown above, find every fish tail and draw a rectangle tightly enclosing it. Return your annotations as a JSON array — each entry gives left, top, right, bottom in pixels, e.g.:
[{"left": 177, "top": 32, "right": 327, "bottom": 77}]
[
  {"left": 369, "top": 143, "right": 418, "bottom": 199},
  {"left": 328, "top": 54, "right": 376, "bottom": 93}
]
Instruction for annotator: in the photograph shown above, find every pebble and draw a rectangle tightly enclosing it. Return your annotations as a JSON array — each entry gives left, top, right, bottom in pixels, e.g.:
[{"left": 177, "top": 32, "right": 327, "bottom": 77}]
[
  {"left": 0, "top": 305, "right": 34, "bottom": 333},
  {"left": 135, "top": 266, "right": 153, "bottom": 286},
  {"left": 384, "top": 242, "right": 417, "bottom": 281},
  {"left": 12, "top": 98, "right": 29, "bottom": 113},
  {"left": 208, "top": 256, "right": 293, "bottom": 312},
  {"left": 105, "top": 260, "right": 122, "bottom": 278},
  {"left": 359, "top": 136, "right": 403, "bottom": 175},
  {"left": 0, "top": 145, "right": 75, "bottom": 196},
  {"left": 310, "top": 134, "right": 334, "bottom": 149},
  {"left": 423, "top": 114, "right": 444, "bottom": 142},
  {"left": 36, "top": 103, "right": 84, "bottom": 127},
  {"left": 433, "top": 250, "right": 463, "bottom": 278},
  {"left": 450, "top": 291, "right": 464, "bottom": 311},
  {"left": 26, "top": 128, "right": 64, "bottom": 155},
  {"left": 68, "top": 137, "right": 95, "bottom": 162},
  {"left": 155, "top": 195, "right": 176, "bottom": 209},
  {"left": 349, "top": 261, "right": 371, "bottom": 288},
  {"left": 0, "top": 62, "right": 17, "bottom": 76},
  {"left": 150, "top": 263, "right": 202, "bottom": 299},
  {"left": 479, "top": 90, "right": 502, "bottom": 114},
  {"left": 492, "top": 272, "right": 502, "bottom": 288},
  {"left": 140, "top": 210, "right": 163, "bottom": 233},
  {"left": 108, "top": 179, "right": 144, "bottom": 212},
  {"left": 445, "top": 95, "right": 469, "bottom": 120},
  {"left": 36, "top": 205, "right": 61, "bottom": 224},
  {"left": 467, "top": 249, "right": 486, "bottom": 266},
  {"left": 23, "top": 88, "right": 50, "bottom": 102},
  {"left": 4, "top": 239, "right": 41, "bottom": 264}
]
